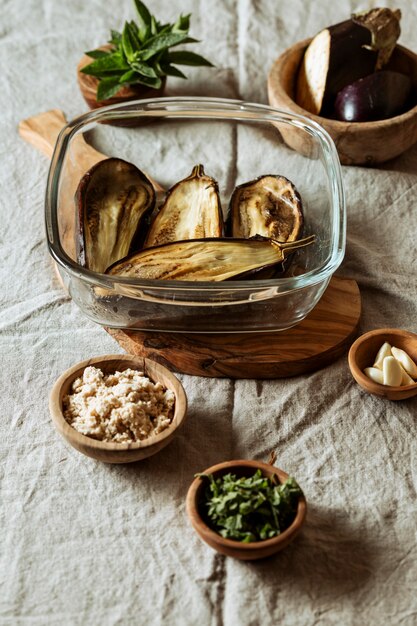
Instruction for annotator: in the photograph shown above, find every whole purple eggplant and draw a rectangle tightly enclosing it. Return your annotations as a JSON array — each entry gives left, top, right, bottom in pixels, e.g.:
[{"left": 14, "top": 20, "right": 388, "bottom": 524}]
[{"left": 334, "top": 70, "right": 413, "bottom": 122}]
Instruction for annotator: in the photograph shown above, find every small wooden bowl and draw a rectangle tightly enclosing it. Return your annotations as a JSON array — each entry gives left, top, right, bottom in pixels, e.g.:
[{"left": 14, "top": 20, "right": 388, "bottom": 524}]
[
  {"left": 186, "top": 459, "right": 307, "bottom": 560},
  {"left": 49, "top": 354, "right": 187, "bottom": 463},
  {"left": 268, "top": 39, "right": 417, "bottom": 165},
  {"left": 348, "top": 329, "right": 417, "bottom": 400}
]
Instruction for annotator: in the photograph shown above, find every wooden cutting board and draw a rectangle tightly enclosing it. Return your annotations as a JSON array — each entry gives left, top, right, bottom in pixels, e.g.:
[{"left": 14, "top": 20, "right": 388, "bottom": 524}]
[
  {"left": 108, "top": 276, "right": 360, "bottom": 378},
  {"left": 19, "top": 109, "right": 361, "bottom": 378}
]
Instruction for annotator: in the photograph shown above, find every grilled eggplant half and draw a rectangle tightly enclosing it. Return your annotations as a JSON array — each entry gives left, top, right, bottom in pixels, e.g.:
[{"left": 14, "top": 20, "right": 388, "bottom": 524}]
[
  {"left": 229, "top": 175, "right": 303, "bottom": 243},
  {"left": 143, "top": 164, "right": 223, "bottom": 248},
  {"left": 76, "top": 158, "right": 155, "bottom": 273},
  {"left": 296, "top": 8, "right": 401, "bottom": 116},
  {"left": 106, "top": 235, "right": 315, "bottom": 282}
]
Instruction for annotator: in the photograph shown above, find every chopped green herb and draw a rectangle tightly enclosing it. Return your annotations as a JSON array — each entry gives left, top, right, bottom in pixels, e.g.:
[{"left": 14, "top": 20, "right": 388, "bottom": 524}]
[
  {"left": 82, "top": 0, "right": 213, "bottom": 101},
  {"left": 197, "top": 469, "right": 303, "bottom": 543}
]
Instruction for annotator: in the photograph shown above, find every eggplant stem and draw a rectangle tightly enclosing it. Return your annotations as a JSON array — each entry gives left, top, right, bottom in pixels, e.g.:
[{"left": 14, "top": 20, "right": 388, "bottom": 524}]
[
  {"left": 273, "top": 234, "right": 316, "bottom": 256},
  {"left": 191, "top": 164, "right": 205, "bottom": 178}
]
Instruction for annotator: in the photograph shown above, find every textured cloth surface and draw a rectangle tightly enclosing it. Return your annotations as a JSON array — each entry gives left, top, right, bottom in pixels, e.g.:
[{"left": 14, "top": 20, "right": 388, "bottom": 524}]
[{"left": 1, "top": 1, "right": 417, "bottom": 625}]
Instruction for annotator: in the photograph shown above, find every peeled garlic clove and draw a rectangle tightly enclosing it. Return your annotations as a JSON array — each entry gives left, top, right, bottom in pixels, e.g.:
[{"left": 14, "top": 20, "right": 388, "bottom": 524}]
[
  {"left": 399, "top": 365, "right": 415, "bottom": 386},
  {"left": 364, "top": 367, "right": 384, "bottom": 384},
  {"left": 391, "top": 346, "right": 417, "bottom": 378},
  {"left": 382, "top": 356, "right": 403, "bottom": 386},
  {"left": 373, "top": 342, "right": 392, "bottom": 370}
]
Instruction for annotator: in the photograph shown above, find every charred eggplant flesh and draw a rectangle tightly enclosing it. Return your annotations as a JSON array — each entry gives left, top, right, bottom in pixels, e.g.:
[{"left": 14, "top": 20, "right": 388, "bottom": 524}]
[
  {"left": 229, "top": 175, "right": 303, "bottom": 242},
  {"left": 144, "top": 164, "right": 223, "bottom": 248},
  {"left": 75, "top": 158, "right": 155, "bottom": 273},
  {"left": 106, "top": 236, "right": 315, "bottom": 282}
]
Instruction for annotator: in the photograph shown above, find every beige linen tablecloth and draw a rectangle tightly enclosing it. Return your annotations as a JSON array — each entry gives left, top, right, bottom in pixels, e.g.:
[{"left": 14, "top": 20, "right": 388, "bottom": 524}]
[{"left": 1, "top": 0, "right": 417, "bottom": 624}]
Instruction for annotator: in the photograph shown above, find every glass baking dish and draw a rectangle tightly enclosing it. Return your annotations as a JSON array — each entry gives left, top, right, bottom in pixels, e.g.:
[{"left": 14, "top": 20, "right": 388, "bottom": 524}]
[{"left": 45, "top": 97, "right": 345, "bottom": 333}]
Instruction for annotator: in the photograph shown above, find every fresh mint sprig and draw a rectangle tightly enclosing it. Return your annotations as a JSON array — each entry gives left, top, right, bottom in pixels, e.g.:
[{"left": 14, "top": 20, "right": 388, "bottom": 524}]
[
  {"left": 81, "top": 0, "right": 214, "bottom": 101},
  {"left": 197, "top": 469, "right": 303, "bottom": 543}
]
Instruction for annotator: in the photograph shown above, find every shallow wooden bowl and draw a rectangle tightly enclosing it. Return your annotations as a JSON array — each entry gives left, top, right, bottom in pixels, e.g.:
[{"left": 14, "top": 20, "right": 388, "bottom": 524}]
[
  {"left": 186, "top": 459, "right": 307, "bottom": 560},
  {"left": 268, "top": 39, "right": 417, "bottom": 165},
  {"left": 348, "top": 329, "right": 417, "bottom": 400},
  {"left": 49, "top": 354, "right": 187, "bottom": 463}
]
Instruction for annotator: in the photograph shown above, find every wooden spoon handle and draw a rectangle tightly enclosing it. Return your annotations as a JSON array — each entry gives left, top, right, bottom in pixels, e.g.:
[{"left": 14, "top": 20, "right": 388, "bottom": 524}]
[{"left": 18, "top": 109, "right": 69, "bottom": 159}]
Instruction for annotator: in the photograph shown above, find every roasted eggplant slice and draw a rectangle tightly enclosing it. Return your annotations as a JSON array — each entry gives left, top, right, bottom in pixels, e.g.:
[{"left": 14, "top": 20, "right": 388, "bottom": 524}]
[
  {"left": 296, "top": 8, "right": 401, "bottom": 115},
  {"left": 76, "top": 158, "right": 155, "bottom": 273},
  {"left": 143, "top": 164, "right": 223, "bottom": 248},
  {"left": 106, "top": 236, "right": 315, "bottom": 282},
  {"left": 229, "top": 175, "right": 303, "bottom": 243}
]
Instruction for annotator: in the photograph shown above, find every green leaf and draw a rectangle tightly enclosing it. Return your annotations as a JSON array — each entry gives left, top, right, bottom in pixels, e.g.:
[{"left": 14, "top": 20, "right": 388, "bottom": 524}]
[
  {"left": 122, "top": 22, "right": 136, "bottom": 62},
  {"left": 129, "top": 20, "right": 142, "bottom": 49},
  {"left": 126, "top": 74, "right": 162, "bottom": 89},
  {"left": 118, "top": 69, "right": 137, "bottom": 83},
  {"left": 173, "top": 13, "right": 191, "bottom": 33},
  {"left": 140, "top": 32, "right": 192, "bottom": 61},
  {"left": 133, "top": 0, "right": 152, "bottom": 31},
  {"left": 167, "top": 50, "right": 214, "bottom": 67},
  {"left": 84, "top": 49, "right": 110, "bottom": 60},
  {"left": 81, "top": 52, "right": 129, "bottom": 77},
  {"left": 96, "top": 76, "right": 122, "bottom": 101},
  {"left": 156, "top": 23, "right": 172, "bottom": 37},
  {"left": 175, "top": 36, "right": 200, "bottom": 45},
  {"left": 161, "top": 64, "right": 187, "bottom": 79},
  {"left": 150, "top": 15, "right": 157, "bottom": 36},
  {"left": 109, "top": 29, "right": 122, "bottom": 45},
  {"left": 131, "top": 61, "right": 158, "bottom": 78}
]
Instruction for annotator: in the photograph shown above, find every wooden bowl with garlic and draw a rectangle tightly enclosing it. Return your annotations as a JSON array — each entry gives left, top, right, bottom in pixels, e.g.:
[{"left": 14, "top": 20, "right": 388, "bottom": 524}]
[
  {"left": 49, "top": 354, "right": 187, "bottom": 463},
  {"left": 348, "top": 329, "right": 417, "bottom": 400},
  {"left": 268, "top": 8, "right": 417, "bottom": 165}
]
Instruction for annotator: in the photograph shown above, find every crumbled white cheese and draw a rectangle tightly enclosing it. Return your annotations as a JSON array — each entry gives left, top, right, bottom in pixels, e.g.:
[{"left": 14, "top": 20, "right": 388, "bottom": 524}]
[{"left": 63, "top": 366, "right": 175, "bottom": 443}]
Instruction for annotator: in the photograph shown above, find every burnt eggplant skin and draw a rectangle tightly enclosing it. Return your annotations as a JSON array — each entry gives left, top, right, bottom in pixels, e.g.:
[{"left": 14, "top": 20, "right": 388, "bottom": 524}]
[
  {"left": 143, "top": 164, "right": 224, "bottom": 248},
  {"left": 296, "top": 8, "right": 401, "bottom": 116},
  {"left": 105, "top": 235, "right": 315, "bottom": 282},
  {"left": 334, "top": 70, "right": 413, "bottom": 122},
  {"left": 75, "top": 158, "right": 155, "bottom": 273},
  {"left": 228, "top": 174, "right": 303, "bottom": 243}
]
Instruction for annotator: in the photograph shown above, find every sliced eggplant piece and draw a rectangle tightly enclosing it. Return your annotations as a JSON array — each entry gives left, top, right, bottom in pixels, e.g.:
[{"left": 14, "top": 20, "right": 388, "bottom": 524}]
[
  {"left": 106, "top": 235, "right": 315, "bottom": 282},
  {"left": 229, "top": 175, "right": 303, "bottom": 243},
  {"left": 334, "top": 70, "right": 413, "bottom": 122},
  {"left": 143, "top": 164, "right": 223, "bottom": 248},
  {"left": 75, "top": 158, "right": 155, "bottom": 273},
  {"left": 296, "top": 8, "right": 401, "bottom": 115}
]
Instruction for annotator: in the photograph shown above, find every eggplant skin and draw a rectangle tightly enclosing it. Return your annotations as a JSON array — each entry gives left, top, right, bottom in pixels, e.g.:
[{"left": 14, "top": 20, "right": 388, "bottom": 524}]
[
  {"left": 296, "top": 8, "right": 401, "bottom": 116},
  {"left": 334, "top": 71, "right": 413, "bottom": 122},
  {"left": 143, "top": 164, "right": 224, "bottom": 248},
  {"left": 105, "top": 236, "right": 315, "bottom": 282},
  {"left": 75, "top": 158, "right": 155, "bottom": 273},
  {"left": 229, "top": 175, "right": 303, "bottom": 243}
]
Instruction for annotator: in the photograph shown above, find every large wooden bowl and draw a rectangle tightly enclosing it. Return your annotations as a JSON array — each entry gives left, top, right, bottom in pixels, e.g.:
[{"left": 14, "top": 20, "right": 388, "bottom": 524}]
[
  {"left": 268, "top": 40, "right": 417, "bottom": 165},
  {"left": 49, "top": 354, "right": 187, "bottom": 463},
  {"left": 186, "top": 459, "right": 307, "bottom": 560},
  {"left": 348, "top": 328, "right": 417, "bottom": 400}
]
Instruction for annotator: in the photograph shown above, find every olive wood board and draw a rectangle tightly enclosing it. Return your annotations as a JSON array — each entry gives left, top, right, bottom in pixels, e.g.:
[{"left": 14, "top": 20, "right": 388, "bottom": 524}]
[
  {"left": 19, "top": 109, "right": 361, "bottom": 379},
  {"left": 107, "top": 276, "right": 361, "bottom": 379}
]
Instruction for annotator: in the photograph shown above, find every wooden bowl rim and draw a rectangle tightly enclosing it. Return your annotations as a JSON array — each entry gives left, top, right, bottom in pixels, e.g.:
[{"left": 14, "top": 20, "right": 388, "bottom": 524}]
[
  {"left": 186, "top": 459, "right": 307, "bottom": 552},
  {"left": 269, "top": 39, "right": 417, "bottom": 130},
  {"left": 49, "top": 354, "right": 187, "bottom": 452},
  {"left": 348, "top": 328, "right": 417, "bottom": 393}
]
